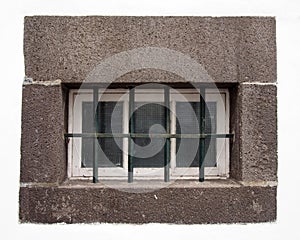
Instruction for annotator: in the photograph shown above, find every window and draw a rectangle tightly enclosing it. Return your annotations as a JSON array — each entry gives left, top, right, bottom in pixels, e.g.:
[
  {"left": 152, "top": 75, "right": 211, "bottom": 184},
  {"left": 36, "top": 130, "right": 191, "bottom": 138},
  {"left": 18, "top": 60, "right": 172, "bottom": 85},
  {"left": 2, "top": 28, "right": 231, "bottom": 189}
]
[{"left": 68, "top": 88, "right": 229, "bottom": 180}]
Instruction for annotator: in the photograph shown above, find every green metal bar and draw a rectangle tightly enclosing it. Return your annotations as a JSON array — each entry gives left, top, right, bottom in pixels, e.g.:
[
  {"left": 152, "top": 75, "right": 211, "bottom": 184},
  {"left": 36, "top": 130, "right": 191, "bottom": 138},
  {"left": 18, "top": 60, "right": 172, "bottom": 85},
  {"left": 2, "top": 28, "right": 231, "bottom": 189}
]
[
  {"left": 199, "top": 87, "right": 205, "bottom": 182},
  {"left": 66, "top": 133, "right": 128, "bottom": 138},
  {"left": 65, "top": 133, "right": 234, "bottom": 139},
  {"left": 93, "top": 87, "right": 99, "bottom": 183},
  {"left": 164, "top": 86, "right": 170, "bottom": 182},
  {"left": 128, "top": 88, "right": 135, "bottom": 183}
]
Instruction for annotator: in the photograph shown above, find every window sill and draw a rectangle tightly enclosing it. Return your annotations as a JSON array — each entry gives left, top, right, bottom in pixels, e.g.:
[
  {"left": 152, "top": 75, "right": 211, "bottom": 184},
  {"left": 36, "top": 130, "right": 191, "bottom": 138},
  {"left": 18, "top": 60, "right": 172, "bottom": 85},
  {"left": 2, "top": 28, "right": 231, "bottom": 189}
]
[
  {"left": 58, "top": 178, "right": 277, "bottom": 189},
  {"left": 20, "top": 178, "right": 277, "bottom": 224}
]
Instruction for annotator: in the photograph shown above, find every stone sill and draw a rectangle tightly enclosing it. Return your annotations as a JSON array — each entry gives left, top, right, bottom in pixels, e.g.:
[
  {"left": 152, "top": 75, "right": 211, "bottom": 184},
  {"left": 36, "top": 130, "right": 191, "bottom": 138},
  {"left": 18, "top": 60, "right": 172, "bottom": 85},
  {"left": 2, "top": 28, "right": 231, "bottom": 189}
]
[
  {"left": 20, "top": 179, "right": 277, "bottom": 190},
  {"left": 19, "top": 178, "right": 277, "bottom": 224}
]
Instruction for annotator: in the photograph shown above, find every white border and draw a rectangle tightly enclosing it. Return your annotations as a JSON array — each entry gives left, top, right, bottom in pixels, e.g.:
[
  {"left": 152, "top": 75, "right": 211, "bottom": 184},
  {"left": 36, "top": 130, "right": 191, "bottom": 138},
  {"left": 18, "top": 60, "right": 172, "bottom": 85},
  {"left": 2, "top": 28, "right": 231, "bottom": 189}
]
[{"left": 4, "top": 0, "right": 299, "bottom": 239}]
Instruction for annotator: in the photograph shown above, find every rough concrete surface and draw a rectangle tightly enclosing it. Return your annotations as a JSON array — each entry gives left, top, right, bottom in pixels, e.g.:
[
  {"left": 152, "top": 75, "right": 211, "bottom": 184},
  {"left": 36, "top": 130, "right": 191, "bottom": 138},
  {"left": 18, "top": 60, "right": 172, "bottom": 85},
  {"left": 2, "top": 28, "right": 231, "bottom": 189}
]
[
  {"left": 24, "top": 16, "right": 276, "bottom": 84},
  {"left": 20, "top": 84, "right": 66, "bottom": 183},
  {"left": 229, "top": 86, "right": 242, "bottom": 180},
  {"left": 20, "top": 16, "right": 278, "bottom": 224},
  {"left": 19, "top": 182, "right": 276, "bottom": 224},
  {"left": 239, "top": 84, "right": 277, "bottom": 181}
]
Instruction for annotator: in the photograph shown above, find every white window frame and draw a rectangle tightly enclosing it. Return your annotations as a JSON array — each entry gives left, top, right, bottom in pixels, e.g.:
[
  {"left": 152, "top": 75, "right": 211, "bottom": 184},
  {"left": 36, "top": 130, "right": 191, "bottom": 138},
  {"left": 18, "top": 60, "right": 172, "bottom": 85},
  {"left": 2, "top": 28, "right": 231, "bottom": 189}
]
[
  {"left": 68, "top": 88, "right": 229, "bottom": 179},
  {"left": 170, "top": 89, "right": 229, "bottom": 178}
]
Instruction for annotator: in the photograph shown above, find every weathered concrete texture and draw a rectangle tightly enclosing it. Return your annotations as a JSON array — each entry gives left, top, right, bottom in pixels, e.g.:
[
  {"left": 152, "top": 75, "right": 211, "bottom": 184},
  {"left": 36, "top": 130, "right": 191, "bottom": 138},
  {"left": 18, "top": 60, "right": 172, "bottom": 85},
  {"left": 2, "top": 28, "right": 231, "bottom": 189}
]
[
  {"left": 20, "top": 83, "right": 66, "bottom": 183},
  {"left": 19, "top": 183, "right": 276, "bottom": 224},
  {"left": 229, "top": 86, "right": 242, "bottom": 180},
  {"left": 24, "top": 16, "right": 276, "bottom": 84},
  {"left": 20, "top": 16, "right": 278, "bottom": 224},
  {"left": 239, "top": 84, "right": 277, "bottom": 181},
  {"left": 115, "top": 68, "right": 186, "bottom": 83},
  {"left": 236, "top": 18, "right": 277, "bottom": 83}
]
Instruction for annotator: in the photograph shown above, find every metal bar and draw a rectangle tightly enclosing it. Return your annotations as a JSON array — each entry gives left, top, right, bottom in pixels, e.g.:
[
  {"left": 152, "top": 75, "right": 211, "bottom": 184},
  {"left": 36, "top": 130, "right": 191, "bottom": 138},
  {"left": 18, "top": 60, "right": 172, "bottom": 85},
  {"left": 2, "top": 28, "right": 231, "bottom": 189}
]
[
  {"left": 66, "top": 133, "right": 128, "bottom": 138},
  {"left": 164, "top": 86, "right": 170, "bottom": 182},
  {"left": 93, "top": 87, "right": 99, "bottom": 183},
  {"left": 128, "top": 87, "right": 135, "bottom": 183},
  {"left": 203, "top": 134, "right": 234, "bottom": 139},
  {"left": 65, "top": 133, "right": 234, "bottom": 139},
  {"left": 199, "top": 87, "right": 205, "bottom": 182}
]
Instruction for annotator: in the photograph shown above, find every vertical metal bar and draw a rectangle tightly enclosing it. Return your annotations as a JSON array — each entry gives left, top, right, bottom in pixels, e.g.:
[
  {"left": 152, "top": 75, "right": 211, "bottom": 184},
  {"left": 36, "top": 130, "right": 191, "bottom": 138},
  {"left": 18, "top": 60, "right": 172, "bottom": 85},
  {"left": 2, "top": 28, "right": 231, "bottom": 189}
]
[
  {"left": 199, "top": 87, "right": 206, "bottom": 182},
  {"left": 128, "top": 87, "right": 135, "bottom": 183},
  {"left": 93, "top": 87, "right": 99, "bottom": 183},
  {"left": 164, "top": 86, "right": 170, "bottom": 182}
]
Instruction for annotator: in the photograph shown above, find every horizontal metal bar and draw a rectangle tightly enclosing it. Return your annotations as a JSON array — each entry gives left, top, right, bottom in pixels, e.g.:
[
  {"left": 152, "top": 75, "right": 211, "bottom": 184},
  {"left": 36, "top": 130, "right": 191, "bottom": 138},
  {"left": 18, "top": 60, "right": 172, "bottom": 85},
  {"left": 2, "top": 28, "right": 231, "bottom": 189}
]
[
  {"left": 66, "top": 133, "right": 128, "bottom": 138},
  {"left": 65, "top": 133, "right": 234, "bottom": 139}
]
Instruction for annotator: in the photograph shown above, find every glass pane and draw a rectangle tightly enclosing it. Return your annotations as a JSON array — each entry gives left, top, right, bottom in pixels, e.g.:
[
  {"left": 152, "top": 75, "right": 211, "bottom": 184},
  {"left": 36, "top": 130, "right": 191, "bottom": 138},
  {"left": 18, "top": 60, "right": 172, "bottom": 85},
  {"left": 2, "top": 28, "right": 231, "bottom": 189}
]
[
  {"left": 132, "top": 102, "right": 166, "bottom": 168},
  {"left": 81, "top": 101, "right": 123, "bottom": 168},
  {"left": 176, "top": 102, "right": 217, "bottom": 167}
]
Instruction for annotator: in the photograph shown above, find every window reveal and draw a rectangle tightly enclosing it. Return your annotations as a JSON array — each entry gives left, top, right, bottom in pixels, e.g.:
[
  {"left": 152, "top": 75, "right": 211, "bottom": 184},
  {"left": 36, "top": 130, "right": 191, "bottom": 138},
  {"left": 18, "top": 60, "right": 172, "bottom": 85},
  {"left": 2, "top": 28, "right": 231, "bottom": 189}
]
[{"left": 67, "top": 88, "right": 232, "bottom": 182}]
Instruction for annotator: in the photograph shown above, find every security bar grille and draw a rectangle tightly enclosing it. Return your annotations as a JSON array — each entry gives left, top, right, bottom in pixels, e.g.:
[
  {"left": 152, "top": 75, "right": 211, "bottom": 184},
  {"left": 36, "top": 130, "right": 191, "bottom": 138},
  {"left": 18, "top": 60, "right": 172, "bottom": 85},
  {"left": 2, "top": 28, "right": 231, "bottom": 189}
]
[{"left": 65, "top": 86, "right": 234, "bottom": 183}]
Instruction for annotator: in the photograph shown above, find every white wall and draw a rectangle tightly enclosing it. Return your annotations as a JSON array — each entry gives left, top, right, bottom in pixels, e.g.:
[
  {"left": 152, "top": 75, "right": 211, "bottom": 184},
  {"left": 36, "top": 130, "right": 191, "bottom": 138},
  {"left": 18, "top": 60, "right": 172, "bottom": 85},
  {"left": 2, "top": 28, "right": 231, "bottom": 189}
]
[{"left": 0, "top": 0, "right": 299, "bottom": 239}]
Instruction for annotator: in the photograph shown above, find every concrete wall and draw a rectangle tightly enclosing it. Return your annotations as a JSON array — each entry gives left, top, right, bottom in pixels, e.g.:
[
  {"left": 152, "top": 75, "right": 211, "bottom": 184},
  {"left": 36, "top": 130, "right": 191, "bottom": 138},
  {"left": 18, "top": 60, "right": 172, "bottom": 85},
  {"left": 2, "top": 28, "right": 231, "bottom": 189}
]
[
  {"left": 20, "top": 181, "right": 276, "bottom": 224},
  {"left": 24, "top": 16, "right": 276, "bottom": 84},
  {"left": 20, "top": 16, "right": 277, "bottom": 224}
]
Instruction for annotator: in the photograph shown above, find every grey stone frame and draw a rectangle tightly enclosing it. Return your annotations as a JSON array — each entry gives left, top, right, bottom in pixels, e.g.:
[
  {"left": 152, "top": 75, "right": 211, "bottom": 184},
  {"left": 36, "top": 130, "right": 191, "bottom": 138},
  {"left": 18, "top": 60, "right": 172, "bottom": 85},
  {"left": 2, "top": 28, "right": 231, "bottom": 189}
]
[{"left": 20, "top": 16, "right": 277, "bottom": 224}]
